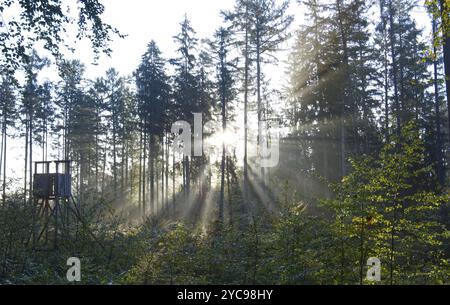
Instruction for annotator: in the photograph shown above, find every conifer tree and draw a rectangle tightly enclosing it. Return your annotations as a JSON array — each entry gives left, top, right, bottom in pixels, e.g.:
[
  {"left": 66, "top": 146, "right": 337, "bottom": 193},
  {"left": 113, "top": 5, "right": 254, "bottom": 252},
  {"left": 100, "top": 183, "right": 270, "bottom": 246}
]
[{"left": 136, "top": 41, "right": 171, "bottom": 215}]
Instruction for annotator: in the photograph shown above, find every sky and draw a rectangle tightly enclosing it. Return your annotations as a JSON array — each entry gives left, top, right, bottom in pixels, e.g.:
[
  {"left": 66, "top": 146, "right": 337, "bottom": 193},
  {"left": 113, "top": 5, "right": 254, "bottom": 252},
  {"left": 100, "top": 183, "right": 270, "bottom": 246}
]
[
  {"left": 46, "top": 0, "right": 300, "bottom": 83},
  {"left": 86, "top": 0, "right": 237, "bottom": 77}
]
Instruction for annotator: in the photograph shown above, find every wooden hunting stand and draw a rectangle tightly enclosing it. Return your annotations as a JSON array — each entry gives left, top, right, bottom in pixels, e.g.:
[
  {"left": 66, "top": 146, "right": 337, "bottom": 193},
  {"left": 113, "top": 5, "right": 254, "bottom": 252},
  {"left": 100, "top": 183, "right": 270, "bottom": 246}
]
[{"left": 32, "top": 160, "right": 75, "bottom": 248}]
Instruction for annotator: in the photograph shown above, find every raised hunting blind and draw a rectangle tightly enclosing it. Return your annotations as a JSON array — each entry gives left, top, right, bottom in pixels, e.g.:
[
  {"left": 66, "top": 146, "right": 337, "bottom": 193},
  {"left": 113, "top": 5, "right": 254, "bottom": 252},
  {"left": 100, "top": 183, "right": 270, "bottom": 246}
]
[
  {"left": 32, "top": 160, "right": 76, "bottom": 248},
  {"left": 33, "top": 161, "right": 72, "bottom": 199}
]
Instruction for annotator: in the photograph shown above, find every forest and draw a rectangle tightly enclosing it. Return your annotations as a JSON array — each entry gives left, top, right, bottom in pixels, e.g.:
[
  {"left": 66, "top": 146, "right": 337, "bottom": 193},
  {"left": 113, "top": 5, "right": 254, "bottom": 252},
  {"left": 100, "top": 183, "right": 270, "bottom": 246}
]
[{"left": 0, "top": 0, "right": 449, "bottom": 285}]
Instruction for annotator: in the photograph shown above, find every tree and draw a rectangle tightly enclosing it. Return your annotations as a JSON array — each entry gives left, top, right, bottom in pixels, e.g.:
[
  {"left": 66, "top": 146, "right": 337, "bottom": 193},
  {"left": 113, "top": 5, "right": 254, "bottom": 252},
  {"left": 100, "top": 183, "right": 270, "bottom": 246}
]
[
  {"left": 431, "top": 8, "right": 446, "bottom": 186},
  {"left": 323, "top": 122, "right": 449, "bottom": 284},
  {"left": 288, "top": 0, "right": 379, "bottom": 183},
  {"left": 426, "top": 0, "right": 450, "bottom": 137},
  {"left": 0, "top": 0, "right": 122, "bottom": 73},
  {"left": 208, "top": 27, "right": 237, "bottom": 222},
  {"left": 170, "top": 16, "right": 202, "bottom": 205},
  {"left": 95, "top": 69, "right": 132, "bottom": 201},
  {"left": 248, "top": 0, "right": 293, "bottom": 182},
  {"left": 0, "top": 76, "right": 16, "bottom": 204},
  {"left": 20, "top": 51, "right": 49, "bottom": 203},
  {"left": 223, "top": 0, "right": 254, "bottom": 210},
  {"left": 136, "top": 41, "right": 171, "bottom": 216},
  {"left": 55, "top": 59, "right": 97, "bottom": 196}
]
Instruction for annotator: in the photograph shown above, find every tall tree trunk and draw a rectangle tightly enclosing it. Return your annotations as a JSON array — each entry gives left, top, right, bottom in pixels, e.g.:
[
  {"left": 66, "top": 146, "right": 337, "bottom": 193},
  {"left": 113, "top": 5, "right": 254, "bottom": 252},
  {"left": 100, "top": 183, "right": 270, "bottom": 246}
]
[
  {"left": 256, "top": 25, "right": 264, "bottom": 181},
  {"left": 121, "top": 133, "right": 125, "bottom": 197},
  {"left": 0, "top": 121, "right": 3, "bottom": 203},
  {"left": 382, "top": 7, "right": 390, "bottom": 141},
  {"left": 24, "top": 118, "right": 28, "bottom": 204},
  {"left": 219, "top": 147, "right": 225, "bottom": 223},
  {"left": 156, "top": 154, "right": 159, "bottom": 214},
  {"left": 2, "top": 114, "right": 7, "bottom": 204},
  {"left": 172, "top": 151, "right": 176, "bottom": 210},
  {"left": 243, "top": 3, "right": 250, "bottom": 209},
  {"left": 434, "top": 8, "right": 449, "bottom": 227},
  {"left": 182, "top": 155, "right": 186, "bottom": 203},
  {"left": 388, "top": 0, "right": 401, "bottom": 136},
  {"left": 226, "top": 157, "right": 232, "bottom": 226},
  {"left": 0, "top": 122, "right": 3, "bottom": 190},
  {"left": 95, "top": 105, "right": 100, "bottom": 191},
  {"left": 219, "top": 49, "right": 227, "bottom": 223},
  {"left": 138, "top": 125, "right": 143, "bottom": 216},
  {"left": 124, "top": 140, "right": 129, "bottom": 199},
  {"left": 142, "top": 132, "right": 147, "bottom": 216},
  {"left": 101, "top": 147, "right": 107, "bottom": 198},
  {"left": 165, "top": 135, "right": 169, "bottom": 209},
  {"left": 433, "top": 19, "right": 444, "bottom": 185},
  {"left": 149, "top": 134, "right": 155, "bottom": 215},
  {"left": 112, "top": 109, "right": 118, "bottom": 199},
  {"left": 129, "top": 141, "right": 134, "bottom": 200},
  {"left": 336, "top": 0, "right": 348, "bottom": 177},
  {"left": 439, "top": 0, "right": 450, "bottom": 138},
  {"left": 398, "top": 30, "right": 405, "bottom": 119},
  {"left": 161, "top": 136, "right": 165, "bottom": 211},
  {"left": 185, "top": 156, "right": 190, "bottom": 204},
  {"left": 312, "top": 2, "right": 329, "bottom": 181},
  {"left": 64, "top": 105, "right": 69, "bottom": 160}
]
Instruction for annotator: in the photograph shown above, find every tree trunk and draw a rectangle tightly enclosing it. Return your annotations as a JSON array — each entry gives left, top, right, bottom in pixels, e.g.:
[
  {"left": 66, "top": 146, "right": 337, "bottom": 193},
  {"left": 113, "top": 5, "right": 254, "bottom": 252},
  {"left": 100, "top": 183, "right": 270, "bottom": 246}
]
[
  {"left": 185, "top": 156, "right": 190, "bottom": 204},
  {"left": 389, "top": 0, "right": 401, "bottom": 136},
  {"left": 138, "top": 125, "right": 143, "bottom": 216},
  {"left": 142, "top": 132, "right": 147, "bottom": 216},
  {"left": 256, "top": 26, "right": 264, "bottom": 181},
  {"left": 2, "top": 115, "right": 6, "bottom": 204},
  {"left": 165, "top": 135, "right": 169, "bottom": 209},
  {"left": 336, "top": 0, "right": 348, "bottom": 177},
  {"left": 150, "top": 134, "right": 155, "bottom": 215},
  {"left": 112, "top": 107, "right": 118, "bottom": 199},
  {"left": 219, "top": 147, "right": 225, "bottom": 223},
  {"left": 161, "top": 136, "right": 165, "bottom": 211},
  {"left": 172, "top": 151, "right": 176, "bottom": 210},
  {"left": 226, "top": 157, "right": 232, "bottom": 226},
  {"left": 432, "top": 18, "right": 445, "bottom": 186},
  {"left": 219, "top": 47, "right": 227, "bottom": 223},
  {"left": 243, "top": 3, "right": 250, "bottom": 209},
  {"left": 383, "top": 11, "right": 390, "bottom": 141},
  {"left": 24, "top": 118, "right": 28, "bottom": 204},
  {"left": 439, "top": 0, "right": 450, "bottom": 138}
]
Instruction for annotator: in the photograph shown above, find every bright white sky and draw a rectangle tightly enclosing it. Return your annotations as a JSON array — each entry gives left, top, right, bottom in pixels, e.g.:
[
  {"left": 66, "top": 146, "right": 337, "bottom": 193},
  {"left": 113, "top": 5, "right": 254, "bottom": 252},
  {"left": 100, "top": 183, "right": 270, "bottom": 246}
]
[
  {"left": 84, "top": 0, "right": 238, "bottom": 78},
  {"left": 43, "top": 0, "right": 301, "bottom": 83}
]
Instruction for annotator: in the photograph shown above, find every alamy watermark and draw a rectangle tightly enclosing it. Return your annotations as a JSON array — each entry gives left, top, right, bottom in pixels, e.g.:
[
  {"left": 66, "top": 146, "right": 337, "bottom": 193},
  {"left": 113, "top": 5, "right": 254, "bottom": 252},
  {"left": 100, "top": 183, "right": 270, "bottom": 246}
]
[
  {"left": 366, "top": 257, "right": 381, "bottom": 282},
  {"left": 170, "top": 113, "right": 280, "bottom": 168},
  {"left": 66, "top": 257, "right": 81, "bottom": 282}
]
